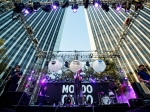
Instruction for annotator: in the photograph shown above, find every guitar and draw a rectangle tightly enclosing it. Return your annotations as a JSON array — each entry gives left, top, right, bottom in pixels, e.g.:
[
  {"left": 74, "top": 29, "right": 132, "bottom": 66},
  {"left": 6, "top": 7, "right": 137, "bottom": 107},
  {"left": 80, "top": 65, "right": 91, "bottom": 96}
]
[
  {"left": 1, "top": 75, "right": 16, "bottom": 88},
  {"left": 140, "top": 80, "right": 150, "bottom": 94},
  {"left": 1, "top": 72, "right": 20, "bottom": 88}
]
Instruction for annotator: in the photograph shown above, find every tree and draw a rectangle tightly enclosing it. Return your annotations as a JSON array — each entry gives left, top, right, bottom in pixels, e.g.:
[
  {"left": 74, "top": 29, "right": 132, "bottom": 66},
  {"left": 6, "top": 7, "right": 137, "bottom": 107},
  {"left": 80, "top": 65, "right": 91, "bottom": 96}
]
[
  {"left": 0, "top": 38, "right": 9, "bottom": 84},
  {"left": 83, "top": 59, "right": 120, "bottom": 83}
]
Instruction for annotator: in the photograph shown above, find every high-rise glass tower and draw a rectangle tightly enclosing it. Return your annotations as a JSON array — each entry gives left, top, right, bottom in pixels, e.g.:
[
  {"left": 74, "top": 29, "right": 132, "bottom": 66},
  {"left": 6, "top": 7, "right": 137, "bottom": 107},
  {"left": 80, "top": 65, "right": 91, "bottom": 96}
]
[
  {"left": 84, "top": 6, "right": 150, "bottom": 81},
  {"left": 0, "top": 5, "right": 67, "bottom": 77}
]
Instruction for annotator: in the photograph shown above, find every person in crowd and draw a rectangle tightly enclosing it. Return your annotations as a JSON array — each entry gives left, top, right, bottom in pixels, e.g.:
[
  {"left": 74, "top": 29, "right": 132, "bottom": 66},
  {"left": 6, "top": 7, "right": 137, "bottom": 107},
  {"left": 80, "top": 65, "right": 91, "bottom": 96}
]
[{"left": 138, "top": 64, "right": 150, "bottom": 89}]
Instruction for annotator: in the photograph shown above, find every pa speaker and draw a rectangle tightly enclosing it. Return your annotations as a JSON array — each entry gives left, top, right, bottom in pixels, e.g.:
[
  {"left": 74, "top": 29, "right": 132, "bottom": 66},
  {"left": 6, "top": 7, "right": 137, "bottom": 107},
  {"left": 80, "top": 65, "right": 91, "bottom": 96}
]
[
  {"left": 129, "top": 98, "right": 144, "bottom": 107},
  {"left": 0, "top": 92, "right": 30, "bottom": 106},
  {"left": 131, "top": 82, "right": 150, "bottom": 99}
]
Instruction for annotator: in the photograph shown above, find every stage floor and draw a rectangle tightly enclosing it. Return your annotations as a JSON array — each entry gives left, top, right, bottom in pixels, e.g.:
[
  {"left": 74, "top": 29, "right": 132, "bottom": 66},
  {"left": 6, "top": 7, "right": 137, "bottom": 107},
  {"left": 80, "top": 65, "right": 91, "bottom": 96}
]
[{"left": 0, "top": 105, "right": 139, "bottom": 112}]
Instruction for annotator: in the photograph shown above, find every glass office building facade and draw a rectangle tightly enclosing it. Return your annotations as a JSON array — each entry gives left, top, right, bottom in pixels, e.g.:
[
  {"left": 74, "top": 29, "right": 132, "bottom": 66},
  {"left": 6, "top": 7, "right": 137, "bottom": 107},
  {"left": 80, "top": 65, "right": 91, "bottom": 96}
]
[
  {"left": 0, "top": 6, "right": 67, "bottom": 76},
  {"left": 85, "top": 6, "right": 150, "bottom": 81}
]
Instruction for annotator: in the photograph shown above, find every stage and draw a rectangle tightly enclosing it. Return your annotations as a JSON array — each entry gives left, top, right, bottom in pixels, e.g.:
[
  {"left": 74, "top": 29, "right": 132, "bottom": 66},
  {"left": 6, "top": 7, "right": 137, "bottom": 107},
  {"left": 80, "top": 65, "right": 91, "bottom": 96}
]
[{"left": 0, "top": 105, "right": 138, "bottom": 112}]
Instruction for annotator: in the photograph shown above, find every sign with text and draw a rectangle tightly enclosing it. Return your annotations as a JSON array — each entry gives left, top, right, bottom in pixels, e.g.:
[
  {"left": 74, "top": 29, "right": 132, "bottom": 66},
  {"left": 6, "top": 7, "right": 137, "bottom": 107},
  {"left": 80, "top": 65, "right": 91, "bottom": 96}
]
[{"left": 40, "top": 83, "right": 109, "bottom": 104}]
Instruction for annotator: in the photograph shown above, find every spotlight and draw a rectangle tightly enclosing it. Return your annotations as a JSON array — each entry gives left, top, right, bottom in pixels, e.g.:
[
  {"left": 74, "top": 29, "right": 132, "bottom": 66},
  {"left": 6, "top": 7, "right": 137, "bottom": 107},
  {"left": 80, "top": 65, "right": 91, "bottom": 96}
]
[
  {"left": 124, "top": 77, "right": 128, "bottom": 80},
  {"left": 62, "top": 0, "right": 69, "bottom": 8},
  {"left": 120, "top": 70, "right": 124, "bottom": 73},
  {"left": 65, "top": 61, "right": 69, "bottom": 67},
  {"left": 31, "top": 70, "right": 34, "bottom": 74},
  {"left": 41, "top": 78, "right": 46, "bottom": 83},
  {"left": 72, "top": 3, "right": 78, "bottom": 13},
  {"left": 28, "top": 77, "right": 32, "bottom": 81},
  {"left": 25, "top": 84, "right": 29, "bottom": 88},
  {"left": 83, "top": 0, "right": 89, "bottom": 9},
  {"left": 14, "top": 3, "right": 25, "bottom": 13},
  {"left": 93, "top": 0, "right": 100, "bottom": 8},
  {"left": 41, "top": 5, "right": 51, "bottom": 12},
  {"left": 116, "top": 4, "right": 121, "bottom": 11},
  {"left": 101, "top": 3, "right": 109, "bottom": 12},
  {"left": 86, "top": 61, "right": 90, "bottom": 66},
  {"left": 90, "top": 78, "right": 95, "bottom": 83},
  {"left": 53, "top": 1, "right": 59, "bottom": 10},
  {"left": 24, "top": 6, "right": 33, "bottom": 14},
  {"left": 33, "top": 2, "right": 41, "bottom": 11}
]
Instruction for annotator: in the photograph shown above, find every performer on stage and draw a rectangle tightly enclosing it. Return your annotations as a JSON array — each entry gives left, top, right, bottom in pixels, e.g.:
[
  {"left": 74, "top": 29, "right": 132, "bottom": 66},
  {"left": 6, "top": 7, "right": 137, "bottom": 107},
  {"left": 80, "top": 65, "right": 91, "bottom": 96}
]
[
  {"left": 138, "top": 64, "right": 150, "bottom": 89},
  {"left": 5, "top": 65, "right": 22, "bottom": 91},
  {"left": 74, "top": 69, "right": 82, "bottom": 105},
  {"left": 39, "top": 86, "right": 47, "bottom": 106}
]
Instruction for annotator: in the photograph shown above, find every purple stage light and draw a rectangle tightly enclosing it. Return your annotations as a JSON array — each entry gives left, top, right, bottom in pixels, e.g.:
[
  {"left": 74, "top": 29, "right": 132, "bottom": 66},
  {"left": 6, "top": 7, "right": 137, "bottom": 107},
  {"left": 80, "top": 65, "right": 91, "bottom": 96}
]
[
  {"left": 120, "top": 70, "right": 124, "bottom": 73},
  {"left": 31, "top": 70, "right": 34, "bottom": 73},
  {"left": 42, "top": 79, "right": 46, "bottom": 83},
  {"left": 116, "top": 6, "right": 121, "bottom": 11},
  {"left": 25, "top": 84, "right": 28, "bottom": 88},
  {"left": 28, "top": 77, "right": 31, "bottom": 80},
  {"left": 53, "top": 5, "right": 57, "bottom": 10},
  {"left": 90, "top": 78, "right": 95, "bottom": 83},
  {"left": 94, "top": 3, "right": 99, "bottom": 8},
  {"left": 24, "top": 10, "right": 29, "bottom": 14},
  {"left": 73, "top": 9, "right": 77, "bottom": 13},
  {"left": 124, "top": 77, "right": 128, "bottom": 80}
]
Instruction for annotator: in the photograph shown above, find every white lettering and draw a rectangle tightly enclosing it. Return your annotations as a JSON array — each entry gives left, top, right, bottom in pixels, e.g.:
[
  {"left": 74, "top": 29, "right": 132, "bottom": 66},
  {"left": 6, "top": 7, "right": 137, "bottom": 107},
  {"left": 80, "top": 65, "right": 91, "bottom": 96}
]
[
  {"left": 69, "top": 85, "right": 74, "bottom": 93},
  {"left": 87, "top": 95, "right": 93, "bottom": 104},
  {"left": 61, "top": 95, "right": 67, "bottom": 104},
  {"left": 87, "top": 85, "right": 93, "bottom": 93},
  {"left": 62, "top": 85, "right": 68, "bottom": 93},
  {"left": 82, "top": 85, "right": 86, "bottom": 93}
]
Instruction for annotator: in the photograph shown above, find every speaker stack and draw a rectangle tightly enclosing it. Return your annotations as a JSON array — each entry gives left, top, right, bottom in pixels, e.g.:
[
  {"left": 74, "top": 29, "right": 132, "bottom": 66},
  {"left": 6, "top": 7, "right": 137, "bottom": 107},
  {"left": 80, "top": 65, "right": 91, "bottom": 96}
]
[{"left": 0, "top": 92, "right": 30, "bottom": 106}]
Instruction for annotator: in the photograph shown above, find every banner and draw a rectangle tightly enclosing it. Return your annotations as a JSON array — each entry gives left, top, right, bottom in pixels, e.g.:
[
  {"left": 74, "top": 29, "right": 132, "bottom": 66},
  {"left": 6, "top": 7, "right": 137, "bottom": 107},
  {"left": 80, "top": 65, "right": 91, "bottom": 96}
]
[{"left": 39, "top": 83, "right": 109, "bottom": 104}]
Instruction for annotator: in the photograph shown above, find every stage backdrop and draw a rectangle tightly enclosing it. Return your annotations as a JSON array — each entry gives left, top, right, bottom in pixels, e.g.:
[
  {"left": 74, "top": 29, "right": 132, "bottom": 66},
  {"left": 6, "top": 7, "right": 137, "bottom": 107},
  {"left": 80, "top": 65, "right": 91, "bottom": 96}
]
[{"left": 39, "top": 83, "right": 109, "bottom": 104}]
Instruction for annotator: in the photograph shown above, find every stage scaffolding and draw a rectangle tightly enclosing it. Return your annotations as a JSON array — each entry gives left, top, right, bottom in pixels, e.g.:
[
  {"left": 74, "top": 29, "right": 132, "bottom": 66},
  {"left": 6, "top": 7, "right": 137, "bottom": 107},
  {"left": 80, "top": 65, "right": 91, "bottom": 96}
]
[{"left": 0, "top": 0, "right": 146, "bottom": 104}]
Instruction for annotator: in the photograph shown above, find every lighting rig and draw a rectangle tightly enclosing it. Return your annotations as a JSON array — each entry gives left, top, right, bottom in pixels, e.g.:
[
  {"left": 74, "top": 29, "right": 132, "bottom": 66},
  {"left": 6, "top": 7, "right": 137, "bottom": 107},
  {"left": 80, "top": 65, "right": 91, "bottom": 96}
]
[{"left": 0, "top": 0, "right": 148, "bottom": 14}]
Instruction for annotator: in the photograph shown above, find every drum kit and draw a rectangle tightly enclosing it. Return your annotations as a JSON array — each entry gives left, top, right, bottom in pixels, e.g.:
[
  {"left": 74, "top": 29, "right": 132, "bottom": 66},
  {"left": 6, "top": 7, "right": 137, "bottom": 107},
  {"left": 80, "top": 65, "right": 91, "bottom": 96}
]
[{"left": 98, "top": 90, "right": 118, "bottom": 105}]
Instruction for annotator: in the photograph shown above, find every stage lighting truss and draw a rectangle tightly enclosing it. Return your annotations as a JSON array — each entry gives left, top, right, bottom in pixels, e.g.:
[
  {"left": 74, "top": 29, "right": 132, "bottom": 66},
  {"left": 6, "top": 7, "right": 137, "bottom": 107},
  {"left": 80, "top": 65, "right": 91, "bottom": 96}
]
[
  {"left": 83, "top": 0, "right": 90, "bottom": 8},
  {"left": 1, "top": 0, "right": 147, "bottom": 15},
  {"left": 62, "top": 0, "right": 69, "bottom": 8},
  {"left": 101, "top": 2, "right": 109, "bottom": 12}
]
